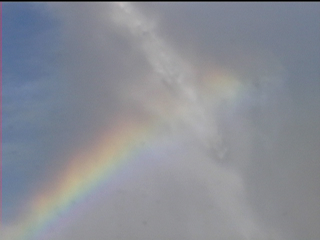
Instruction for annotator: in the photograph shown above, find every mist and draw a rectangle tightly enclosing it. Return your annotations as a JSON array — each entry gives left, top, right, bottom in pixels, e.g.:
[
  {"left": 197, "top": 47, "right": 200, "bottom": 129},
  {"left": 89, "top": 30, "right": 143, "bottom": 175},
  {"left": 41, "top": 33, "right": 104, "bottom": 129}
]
[{"left": 2, "top": 2, "right": 320, "bottom": 240}]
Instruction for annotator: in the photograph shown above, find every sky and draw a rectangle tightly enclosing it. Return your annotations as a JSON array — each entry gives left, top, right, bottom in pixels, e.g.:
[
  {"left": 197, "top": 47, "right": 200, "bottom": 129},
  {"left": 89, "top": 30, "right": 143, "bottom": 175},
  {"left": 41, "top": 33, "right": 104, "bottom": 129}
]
[{"left": 2, "top": 2, "right": 320, "bottom": 240}]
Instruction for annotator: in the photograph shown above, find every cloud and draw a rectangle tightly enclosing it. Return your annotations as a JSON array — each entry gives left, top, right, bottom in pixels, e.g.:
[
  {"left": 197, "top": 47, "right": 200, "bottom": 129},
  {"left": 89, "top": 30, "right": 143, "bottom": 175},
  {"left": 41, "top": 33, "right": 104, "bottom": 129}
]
[
  {"left": 37, "top": 3, "right": 287, "bottom": 239},
  {"left": 3, "top": 2, "right": 320, "bottom": 240}
]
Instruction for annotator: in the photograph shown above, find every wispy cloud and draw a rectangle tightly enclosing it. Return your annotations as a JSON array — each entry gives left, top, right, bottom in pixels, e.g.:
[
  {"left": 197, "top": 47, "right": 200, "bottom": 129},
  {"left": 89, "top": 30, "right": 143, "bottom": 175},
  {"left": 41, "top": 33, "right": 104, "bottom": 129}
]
[{"left": 3, "top": 2, "right": 320, "bottom": 240}]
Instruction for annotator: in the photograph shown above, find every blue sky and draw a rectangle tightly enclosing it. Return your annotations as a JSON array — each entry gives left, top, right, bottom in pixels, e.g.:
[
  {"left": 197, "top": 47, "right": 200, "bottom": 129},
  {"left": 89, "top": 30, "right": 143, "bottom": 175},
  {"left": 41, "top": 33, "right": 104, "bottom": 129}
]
[
  {"left": 2, "top": 2, "right": 320, "bottom": 240},
  {"left": 2, "top": 2, "right": 63, "bottom": 222}
]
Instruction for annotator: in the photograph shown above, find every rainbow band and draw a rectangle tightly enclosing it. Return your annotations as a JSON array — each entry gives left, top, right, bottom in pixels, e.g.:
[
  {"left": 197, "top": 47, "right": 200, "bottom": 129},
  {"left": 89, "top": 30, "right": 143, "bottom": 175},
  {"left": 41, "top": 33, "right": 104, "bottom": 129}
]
[
  {"left": 3, "top": 3, "right": 270, "bottom": 239},
  {"left": 11, "top": 65, "right": 248, "bottom": 240},
  {"left": 14, "top": 113, "right": 162, "bottom": 240},
  {"left": 8, "top": 61, "right": 249, "bottom": 240}
]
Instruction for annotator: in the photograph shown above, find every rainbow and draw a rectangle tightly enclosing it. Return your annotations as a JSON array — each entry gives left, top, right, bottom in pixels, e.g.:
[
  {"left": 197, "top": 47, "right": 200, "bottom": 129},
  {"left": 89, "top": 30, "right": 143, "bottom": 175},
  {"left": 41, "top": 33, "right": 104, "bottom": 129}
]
[
  {"left": 8, "top": 66, "right": 250, "bottom": 240},
  {"left": 2, "top": 4, "right": 280, "bottom": 239},
  {"left": 11, "top": 112, "right": 166, "bottom": 240}
]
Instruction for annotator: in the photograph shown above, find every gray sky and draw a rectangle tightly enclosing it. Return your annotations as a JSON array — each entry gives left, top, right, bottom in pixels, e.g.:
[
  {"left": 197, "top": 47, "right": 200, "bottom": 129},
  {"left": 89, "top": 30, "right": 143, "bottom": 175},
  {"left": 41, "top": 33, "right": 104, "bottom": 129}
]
[{"left": 3, "top": 2, "right": 320, "bottom": 240}]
